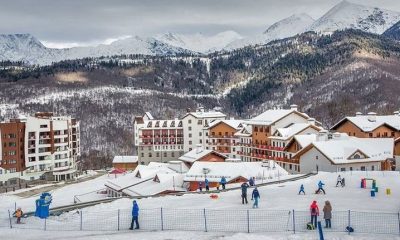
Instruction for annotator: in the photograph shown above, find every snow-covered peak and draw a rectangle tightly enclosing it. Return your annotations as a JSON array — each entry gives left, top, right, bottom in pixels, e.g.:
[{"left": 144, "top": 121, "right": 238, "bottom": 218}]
[
  {"left": 383, "top": 20, "right": 400, "bottom": 40},
  {"left": 155, "top": 31, "right": 243, "bottom": 53},
  {"left": 308, "top": 0, "right": 400, "bottom": 34},
  {"left": 0, "top": 33, "right": 46, "bottom": 49}
]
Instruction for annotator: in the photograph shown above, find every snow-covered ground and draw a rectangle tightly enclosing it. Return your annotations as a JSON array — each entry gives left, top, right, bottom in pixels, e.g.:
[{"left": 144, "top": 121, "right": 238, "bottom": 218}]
[{"left": 2, "top": 171, "right": 400, "bottom": 239}]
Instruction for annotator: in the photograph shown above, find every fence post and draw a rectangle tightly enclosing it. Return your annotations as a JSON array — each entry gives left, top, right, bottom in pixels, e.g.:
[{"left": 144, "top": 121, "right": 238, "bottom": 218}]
[
  {"left": 14, "top": 202, "right": 16, "bottom": 212},
  {"left": 347, "top": 210, "right": 351, "bottom": 235},
  {"left": 80, "top": 210, "right": 83, "bottom": 231},
  {"left": 203, "top": 208, "right": 207, "bottom": 232},
  {"left": 292, "top": 209, "right": 296, "bottom": 234},
  {"left": 44, "top": 218, "right": 47, "bottom": 231},
  {"left": 317, "top": 221, "right": 324, "bottom": 240},
  {"left": 161, "top": 208, "right": 164, "bottom": 231},
  {"left": 117, "top": 209, "right": 120, "bottom": 231},
  {"left": 8, "top": 210, "right": 13, "bottom": 229},
  {"left": 398, "top": 212, "right": 400, "bottom": 236},
  {"left": 247, "top": 210, "right": 250, "bottom": 233}
]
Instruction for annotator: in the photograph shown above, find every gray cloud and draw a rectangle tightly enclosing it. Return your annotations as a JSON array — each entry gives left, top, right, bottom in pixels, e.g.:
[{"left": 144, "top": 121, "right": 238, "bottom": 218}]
[{"left": 0, "top": 0, "right": 399, "bottom": 47}]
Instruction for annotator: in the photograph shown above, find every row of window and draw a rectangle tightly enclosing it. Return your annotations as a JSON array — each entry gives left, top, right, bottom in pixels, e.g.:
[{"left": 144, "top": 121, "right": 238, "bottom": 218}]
[
  {"left": 0, "top": 168, "right": 17, "bottom": 174},
  {"left": 0, "top": 159, "right": 17, "bottom": 165}
]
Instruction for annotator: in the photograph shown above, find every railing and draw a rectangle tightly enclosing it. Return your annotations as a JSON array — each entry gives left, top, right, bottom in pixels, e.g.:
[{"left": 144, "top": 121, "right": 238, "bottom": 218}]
[{"left": 2, "top": 208, "right": 400, "bottom": 236}]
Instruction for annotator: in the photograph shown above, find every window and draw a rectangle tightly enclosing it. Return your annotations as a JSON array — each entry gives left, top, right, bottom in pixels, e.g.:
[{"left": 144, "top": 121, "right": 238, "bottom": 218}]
[
  {"left": 360, "top": 166, "right": 366, "bottom": 171},
  {"left": 141, "top": 153, "right": 144, "bottom": 157},
  {"left": 40, "top": 125, "right": 48, "bottom": 128},
  {"left": 171, "top": 152, "right": 175, "bottom": 158},
  {"left": 8, "top": 151, "right": 16, "bottom": 156},
  {"left": 9, "top": 168, "right": 16, "bottom": 173},
  {"left": 206, "top": 132, "right": 208, "bottom": 136},
  {"left": 340, "top": 168, "right": 346, "bottom": 172},
  {"left": 156, "top": 153, "right": 160, "bottom": 157},
  {"left": 369, "top": 133, "right": 373, "bottom": 137},
  {"left": 199, "top": 140, "right": 202, "bottom": 144},
  {"left": 189, "top": 141, "right": 192, "bottom": 145},
  {"left": 188, "top": 120, "right": 192, "bottom": 124},
  {"left": 198, "top": 120, "right": 203, "bottom": 125},
  {"left": 383, "top": 132, "right": 388, "bottom": 137},
  {"left": 149, "top": 153, "right": 152, "bottom": 157},
  {"left": 350, "top": 167, "right": 353, "bottom": 171},
  {"left": 199, "top": 132, "right": 202, "bottom": 136},
  {"left": 8, "top": 142, "right": 16, "bottom": 147},
  {"left": 188, "top": 127, "right": 192, "bottom": 131},
  {"left": 7, "top": 134, "right": 16, "bottom": 139},
  {"left": 371, "top": 166, "right": 375, "bottom": 171},
  {"left": 189, "top": 133, "right": 192, "bottom": 138},
  {"left": 163, "top": 152, "right": 167, "bottom": 157},
  {"left": 392, "top": 132, "right": 395, "bottom": 137}
]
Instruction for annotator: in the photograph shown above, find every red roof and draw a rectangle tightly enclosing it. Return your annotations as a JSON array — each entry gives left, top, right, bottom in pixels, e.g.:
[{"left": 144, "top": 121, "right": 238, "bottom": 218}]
[{"left": 109, "top": 168, "right": 126, "bottom": 174}]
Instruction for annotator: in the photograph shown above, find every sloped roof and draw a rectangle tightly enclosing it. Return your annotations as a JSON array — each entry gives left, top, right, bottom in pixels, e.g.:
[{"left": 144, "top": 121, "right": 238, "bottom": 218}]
[
  {"left": 234, "top": 125, "right": 252, "bottom": 137},
  {"left": 104, "top": 162, "right": 175, "bottom": 191},
  {"left": 292, "top": 134, "right": 318, "bottom": 149},
  {"left": 183, "top": 111, "right": 226, "bottom": 119},
  {"left": 246, "top": 109, "right": 309, "bottom": 126},
  {"left": 112, "top": 156, "right": 138, "bottom": 164},
  {"left": 184, "top": 161, "right": 288, "bottom": 182},
  {"left": 207, "top": 119, "right": 244, "bottom": 130},
  {"left": 178, "top": 148, "right": 228, "bottom": 163},
  {"left": 331, "top": 114, "right": 400, "bottom": 132},
  {"left": 122, "top": 173, "right": 185, "bottom": 197},
  {"left": 295, "top": 136, "right": 394, "bottom": 164},
  {"left": 270, "top": 123, "right": 321, "bottom": 140}
]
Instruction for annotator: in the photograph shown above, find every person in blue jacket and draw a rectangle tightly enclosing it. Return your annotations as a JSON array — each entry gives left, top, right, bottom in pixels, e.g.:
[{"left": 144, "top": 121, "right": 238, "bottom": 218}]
[
  {"left": 252, "top": 187, "right": 260, "bottom": 208},
  {"left": 316, "top": 180, "right": 326, "bottom": 194},
  {"left": 299, "top": 184, "right": 305, "bottom": 195},
  {"left": 205, "top": 178, "right": 210, "bottom": 191},
  {"left": 220, "top": 177, "right": 227, "bottom": 190},
  {"left": 129, "top": 200, "right": 140, "bottom": 230}
]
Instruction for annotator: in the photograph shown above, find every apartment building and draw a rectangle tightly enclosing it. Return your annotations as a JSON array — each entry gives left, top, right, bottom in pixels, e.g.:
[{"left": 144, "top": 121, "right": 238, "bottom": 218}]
[
  {"left": 134, "top": 108, "right": 226, "bottom": 164},
  {"left": 0, "top": 113, "right": 80, "bottom": 184},
  {"left": 205, "top": 119, "right": 244, "bottom": 159}
]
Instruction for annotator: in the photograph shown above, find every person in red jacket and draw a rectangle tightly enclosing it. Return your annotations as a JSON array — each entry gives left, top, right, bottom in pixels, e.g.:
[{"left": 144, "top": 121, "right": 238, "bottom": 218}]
[{"left": 310, "top": 200, "right": 319, "bottom": 228}]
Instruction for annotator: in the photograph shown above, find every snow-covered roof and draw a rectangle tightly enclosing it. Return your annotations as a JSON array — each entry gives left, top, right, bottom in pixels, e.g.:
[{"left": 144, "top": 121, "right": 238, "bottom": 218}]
[
  {"left": 144, "top": 112, "right": 154, "bottom": 120},
  {"left": 112, "top": 156, "right": 138, "bottom": 164},
  {"left": 206, "top": 119, "right": 244, "bottom": 130},
  {"left": 178, "top": 147, "right": 227, "bottom": 163},
  {"left": 270, "top": 123, "right": 321, "bottom": 140},
  {"left": 331, "top": 114, "right": 400, "bottom": 132},
  {"left": 234, "top": 125, "right": 252, "bottom": 137},
  {"left": 292, "top": 134, "right": 318, "bottom": 149},
  {"left": 122, "top": 173, "right": 186, "bottom": 197},
  {"left": 143, "top": 119, "right": 182, "bottom": 129},
  {"left": 296, "top": 136, "right": 394, "bottom": 164},
  {"left": 105, "top": 162, "right": 175, "bottom": 191},
  {"left": 184, "top": 161, "right": 288, "bottom": 182},
  {"left": 246, "top": 109, "right": 309, "bottom": 126},
  {"left": 184, "top": 110, "right": 226, "bottom": 119}
]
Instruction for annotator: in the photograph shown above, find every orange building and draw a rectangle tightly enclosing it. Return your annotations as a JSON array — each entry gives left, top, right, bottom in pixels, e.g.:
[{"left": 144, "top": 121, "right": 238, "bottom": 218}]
[
  {"left": 112, "top": 156, "right": 138, "bottom": 171},
  {"left": 0, "top": 120, "right": 26, "bottom": 174},
  {"left": 206, "top": 120, "right": 243, "bottom": 158}
]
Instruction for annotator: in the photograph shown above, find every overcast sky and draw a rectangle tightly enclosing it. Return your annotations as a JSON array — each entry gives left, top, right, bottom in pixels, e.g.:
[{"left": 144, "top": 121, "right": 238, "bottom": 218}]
[{"left": 1, "top": 0, "right": 399, "bottom": 48}]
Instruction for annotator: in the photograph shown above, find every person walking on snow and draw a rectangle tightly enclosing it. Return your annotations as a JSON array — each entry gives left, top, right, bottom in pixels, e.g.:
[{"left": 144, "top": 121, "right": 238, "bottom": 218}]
[
  {"left": 298, "top": 184, "right": 305, "bottom": 195},
  {"left": 198, "top": 181, "right": 203, "bottom": 192},
  {"left": 14, "top": 207, "right": 23, "bottom": 224},
  {"left": 252, "top": 187, "right": 260, "bottom": 208},
  {"left": 310, "top": 200, "right": 319, "bottom": 228},
  {"left": 249, "top": 177, "right": 255, "bottom": 186},
  {"left": 205, "top": 178, "right": 210, "bottom": 191},
  {"left": 336, "top": 175, "right": 342, "bottom": 187},
  {"left": 316, "top": 180, "right": 326, "bottom": 194},
  {"left": 220, "top": 177, "right": 227, "bottom": 190},
  {"left": 241, "top": 182, "right": 249, "bottom": 204},
  {"left": 129, "top": 200, "right": 140, "bottom": 230},
  {"left": 323, "top": 200, "right": 332, "bottom": 228}
]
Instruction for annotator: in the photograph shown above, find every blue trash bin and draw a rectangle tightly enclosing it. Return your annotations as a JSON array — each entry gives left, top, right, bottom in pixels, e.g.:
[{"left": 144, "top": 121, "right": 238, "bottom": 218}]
[
  {"left": 370, "top": 190, "right": 375, "bottom": 197},
  {"left": 35, "top": 192, "right": 52, "bottom": 219}
]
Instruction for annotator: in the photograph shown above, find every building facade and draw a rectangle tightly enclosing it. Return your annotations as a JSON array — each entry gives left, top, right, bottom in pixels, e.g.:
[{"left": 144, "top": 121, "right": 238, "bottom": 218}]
[{"left": 0, "top": 113, "right": 80, "bottom": 184}]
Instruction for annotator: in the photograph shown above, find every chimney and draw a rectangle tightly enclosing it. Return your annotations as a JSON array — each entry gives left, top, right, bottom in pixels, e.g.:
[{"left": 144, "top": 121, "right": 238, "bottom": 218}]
[
  {"left": 290, "top": 104, "right": 298, "bottom": 111},
  {"left": 356, "top": 112, "right": 363, "bottom": 116},
  {"left": 196, "top": 144, "right": 203, "bottom": 154},
  {"left": 307, "top": 118, "right": 316, "bottom": 125},
  {"left": 317, "top": 130, "right": 328, "bottom": 142},
  {"left": 367, "top": 112, "right": 377, "bottom": 122}
]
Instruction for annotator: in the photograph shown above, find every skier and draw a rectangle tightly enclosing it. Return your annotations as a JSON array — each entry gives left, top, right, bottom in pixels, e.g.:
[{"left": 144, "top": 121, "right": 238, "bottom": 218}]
[
  {"left": 316, "top": 180, "right": 326, "bottom": 194},
  {"left": 252, "top": 187, "right": 260, "bottom": 208},
  {"left": 336, "top": 175, "right": 342, "bottom": 187},
  {"left": 241, "top": 182, "right": 249, "bottom": 204},
  {"left": 310, "top": 200, "right": 319, "bottom": 228},
  {"left": 323, "top": 200, "right": 332, "bottom": 228},
  {"left": 129, "top": 200, "right": 140, "bottom": 230},
  {"left": 220, "top": 177, "right": 227, "bottom": 190},
  {"left": 198, "top": 181, "right": 203, "bottom": 192},
  {"left": 341, "top": 178, "right": 345, "bottom": 187},
  {"left": 205, "top": 178, "right": 210, "bottom": 191},
  {"left": 14, "top": 207, "right": 23, "bottom": 224},
  {"left": 298, "top": 184, "right": 305, "bottom": 195}
]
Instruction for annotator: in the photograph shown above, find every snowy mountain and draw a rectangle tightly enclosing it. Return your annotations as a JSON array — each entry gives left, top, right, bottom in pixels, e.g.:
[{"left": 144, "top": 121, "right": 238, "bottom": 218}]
[
  {"left": 155, "top": 31, "right": 243, "bottom": 53},
  {"left": 383, "top": 20, "right": 400, "bottom": 41},
  {"left": 308, "top": 0, "right": 400, "bottom": 35},
  {"left": 0, "top": 34, "right": 192, "bottom": 65},
  {"left": 226, "top": 13, "right": 314, "bottom": 50}
]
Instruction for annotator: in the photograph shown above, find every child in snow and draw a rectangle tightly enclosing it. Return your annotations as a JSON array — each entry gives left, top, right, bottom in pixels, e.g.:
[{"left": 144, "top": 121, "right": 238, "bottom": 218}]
[
  {"left": 298, "top": 184, "right": 305, "bottom": 195},
  {"left": 341, "top": 178, "right": 345, "bottom": 187},
  {"left": 14, "top": 207, "right": 23, "bottom": 224},
  {"left": 310, "top": 200, "right": 319, "bottom": 228},
  {"left": 199, "top": 181, "right": 203, "bottom": 192},
  {"left": 205, "top": 178, "right": 210, "bottom": 191},
  {"left": 336, "top": 175, "right": 342, "bottom": 187},
  {"left": 252, "top": 187, "right": 260, "bottom": 208},
  {"left": 220, "top": 177, "right": 227, "bottom": 190},
  {"left": 316, "top": 180, "right": 326, "bottom": 194}
]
